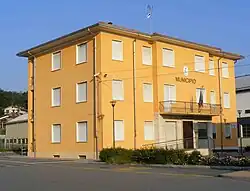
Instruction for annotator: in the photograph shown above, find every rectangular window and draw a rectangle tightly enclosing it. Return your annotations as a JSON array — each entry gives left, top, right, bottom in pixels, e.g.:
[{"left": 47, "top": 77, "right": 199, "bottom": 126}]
[
  {"left": 52, "top": 87, "right": 61, "bottom": 107},
  {"left": 76, "top": 121, "right": 88, "bottom": 142},
  {"left": 144, "top": 121, "right": 154, "bottom": 140},
  {"left": 112, "top": 40, "right": 123, "bottom": 61},
  {"left": 224, "top": 124, "right": 232, "bottom": 139},
  {"left": 210, "top": 91, "right": 216, "bottom": 105},
  {"left": 195, "top": 55, "right": 205, "bottom": 73},
  {"left": 76, "top": 82, "right": 87, "bottom": 103},
  {"left": 209, "top": 60, "right": 215, "bottom": 76},
  {"left": 164, "top": 84, "right": 176, "bottom": 102},
  {"left": 114, "top": 120, "right": 124, "bottom": 141},
  {"left": 162, "top": 48, "right": 175, "bottom": 67},
  {"left": 222, "top": 62, "right": 229, "bottom": 78},
  {"left": 52, "top": 124, "right": 61, "bottom": 143},
  {"left": 212, "top": 124, "right": 216, "bottom": 139},
  {"left": 245, "top": 109, "right": 250, "bottom": 114},
  {"left": 243, "top": 124, "right": 250, "bottom": 138},
  {"left": 142, "top": 46, "right": 152, "bottom": 65},
  {"left": 196, "top": 88, "right": 206, "bottom": 103},
  {"left": 112, "top": 80, "right": 124, "bottom": 100},
  {"left": 76, "top": 43, "right": 87, "bottom": 64},
  {"left": 223, "top": 92, "right": 230, "bottom": 108},
  {"left": 143, "top": 83, "right": 153, "bottom": 102},
  {"left": 52, "top": 51, "right": 61, "bottom": 71}
]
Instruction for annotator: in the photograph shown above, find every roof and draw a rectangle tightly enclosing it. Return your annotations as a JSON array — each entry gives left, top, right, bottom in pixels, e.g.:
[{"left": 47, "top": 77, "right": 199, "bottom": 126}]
[
  {"left": 6, "top": 114, "right": 28, "bottom": 124},
  {"left": 17, "top": 21, "right": 243, "bottom": 60},
  {"left": 236, "top": 74, "right": 250, "bottom": 92},
  {"left": 0, "top": 116, "right": 9, "bottom": 120}
]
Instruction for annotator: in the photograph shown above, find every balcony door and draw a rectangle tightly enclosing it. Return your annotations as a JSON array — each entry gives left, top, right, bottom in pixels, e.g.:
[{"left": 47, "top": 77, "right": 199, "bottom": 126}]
[{"left": 164, "top": 84, "right": 176, "bottom": 112}]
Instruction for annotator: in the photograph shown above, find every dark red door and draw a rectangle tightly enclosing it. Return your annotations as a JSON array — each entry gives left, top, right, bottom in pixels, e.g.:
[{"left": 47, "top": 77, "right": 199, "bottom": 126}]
[{"left": 183, "top": 121, "right": 194, "bottom": 149}]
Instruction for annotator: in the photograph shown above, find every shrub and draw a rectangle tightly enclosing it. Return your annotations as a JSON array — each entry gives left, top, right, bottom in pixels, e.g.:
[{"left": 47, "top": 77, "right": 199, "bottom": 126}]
[
  {"left": 245, "top": 146, "right": 250, "bottom": 152},
  {"left": 188, "top": 150, "right": 202, "bottom": 165},
  {"left": 99, "top": 148, "right": 132, "bottom": 164}
]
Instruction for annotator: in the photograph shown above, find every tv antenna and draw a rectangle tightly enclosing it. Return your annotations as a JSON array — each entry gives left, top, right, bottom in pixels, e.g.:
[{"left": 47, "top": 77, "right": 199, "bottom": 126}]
[{"left": 146, "top": 5, "right": 153, "bottom": 34}]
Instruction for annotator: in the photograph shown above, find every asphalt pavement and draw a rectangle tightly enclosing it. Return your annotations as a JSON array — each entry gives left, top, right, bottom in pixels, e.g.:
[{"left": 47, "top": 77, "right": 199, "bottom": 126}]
[{"left": 0, "top": 156, "right": 249, "bottom": 191}]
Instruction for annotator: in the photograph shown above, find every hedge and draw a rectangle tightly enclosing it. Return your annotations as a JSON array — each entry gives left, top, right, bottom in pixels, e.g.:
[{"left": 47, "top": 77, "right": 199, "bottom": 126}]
[{"left": 99, "top": 147, "right": 250, "bottom": 166}]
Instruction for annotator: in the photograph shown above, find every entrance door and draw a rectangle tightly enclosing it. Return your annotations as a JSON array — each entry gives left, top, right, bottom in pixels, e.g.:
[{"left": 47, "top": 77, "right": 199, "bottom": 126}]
[{"left": 183, "top": 121, "right": 194, "bottom": 149}]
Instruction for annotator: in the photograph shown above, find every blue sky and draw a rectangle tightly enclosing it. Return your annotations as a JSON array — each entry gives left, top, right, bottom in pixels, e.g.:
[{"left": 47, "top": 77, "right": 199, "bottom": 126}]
[{"left": 1, "top": 0, "right": 250, "bottom": 91}]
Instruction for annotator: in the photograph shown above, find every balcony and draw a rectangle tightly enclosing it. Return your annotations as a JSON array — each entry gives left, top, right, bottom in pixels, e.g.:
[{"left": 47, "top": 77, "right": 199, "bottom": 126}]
[{"left": 159, "top": 101, "right": 220, "bottom": 116}]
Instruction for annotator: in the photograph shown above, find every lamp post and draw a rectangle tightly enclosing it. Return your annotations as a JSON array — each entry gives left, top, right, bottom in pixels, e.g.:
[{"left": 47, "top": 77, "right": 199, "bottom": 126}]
[
  {"left": 237, "top": 110, "right": 243, "bottom": 156},
  {"left": 110, "top": 100, "right": 116, "bottom": 148}
]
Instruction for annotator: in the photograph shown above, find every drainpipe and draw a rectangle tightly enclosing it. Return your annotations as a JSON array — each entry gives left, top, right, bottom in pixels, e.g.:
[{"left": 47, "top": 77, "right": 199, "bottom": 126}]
[{"left": 132, "top": 39, "right": 137, "bottom": 149}]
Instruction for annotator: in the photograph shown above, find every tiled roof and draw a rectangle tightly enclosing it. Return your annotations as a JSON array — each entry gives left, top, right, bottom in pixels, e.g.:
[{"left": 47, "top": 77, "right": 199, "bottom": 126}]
[
  {"left": 6, "top": 113, "right": 28, "bottom": 124},
  {"left": 236, "top": 74, "right": 250, "bottom": 91}
]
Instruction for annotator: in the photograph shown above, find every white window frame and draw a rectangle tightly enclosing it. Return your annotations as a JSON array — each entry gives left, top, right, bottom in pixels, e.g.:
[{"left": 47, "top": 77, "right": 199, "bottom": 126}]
[
  {"left": 52, "top": 87, "right": 61, "bottom": 107},
  {"left": 222, "top": 62, "right": 229, "bottom": 78},
  {"left": 223, "top": 92, "right": 230, "bottom": 109},
  {"left": 224, "top": 124, "right": 232, "bottom": 139},
  {"left": 210, "top": 90, "right": 216, "bottom": 105},
  {"left": 112, "top": 80, "right": 124, "bottom": 101},
  {"left": 164, "top": 84, "right": 176, "bottom": 103},
  {"left": 76, "top": 43, "right": 87, "bottom": 64},
  {"left": 196, "top": 88, "right": 206, "bottom": 103},
  {"left": 142, "top": 46, "right": 152, "bottom": 65},
  {"left": 114, "top": 120, "right": 124, "bottom": 141},
  {"left": 143, "top": 83, "right": 153, "bottom": 103},
  {"left": 209, "top": 59, "right": 215, "bottom": 76},
  {"left": 112, "top": 40, "right": 123, "bottom": 61},
  {"left": 162, "top": 48, "right": 175, "bottom": 67},
  {"left": 52, "top": 124, "right": 61, "bottom": 143},
  {"left": 195, "top": 55, "right": 205, "bottom": 73},
  {"left": 51, "top": 51, "right": 62, "bottom": 71},
  {"left": 76, "top": 121, "right": 88, "bottom": 143},
  {"left": 76, "top": 81, "right": 87, "bottom": 103},
  {"left": 144, "top": 121, "right": 154, "bottom": 141}
]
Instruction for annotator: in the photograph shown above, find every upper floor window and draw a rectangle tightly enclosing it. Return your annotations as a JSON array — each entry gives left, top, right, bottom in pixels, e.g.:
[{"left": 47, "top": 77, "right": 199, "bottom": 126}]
[
  {"left": 209, "top": 60, "right": 215, "bottom": 76},
  {"left": 112, "top": 40, "right": 123, "bottom": 61},
  {"left": 245, "top": 109, "right": 250, "bottom": 114},
  {"left": 143, "top": 83, "right": 153, "bottom": 103},
  {"left": 196, "top": 88, "right": 206, "bottom": 103},
  {"left": 195, "top": 55, "right": 205, "bottom": 73},
  {"left": 223, "top": 92, "right": 230, "bottom": 108},
  {"left": 162, "top": 48, "right": 175, "bottom": 67},
  {"left": 210, "top": 91, "right": 216, "bottom": 105},
  {"left": 52, "top": 51, "right": 61, "bottom": 71},
  {"left": 76, "top": 43, "right": 87, "bottom": 64},
  {"left": 142, "top": 46, "right": 152, "bottom": 65},
  {"left": 52, "top": 87, "right": 61, "bottom": 107},
  {"left": 164, "top": 84, "right": 176, "bottom": 102},
  {"left": 112, "top": 80, "right": 124, "bottom": 100},
  {"left": 76, "top": 82, "right": 87, "bottom": 103},
  {"left": 222, "top": 62, "right": 229, "bottom": 78}
]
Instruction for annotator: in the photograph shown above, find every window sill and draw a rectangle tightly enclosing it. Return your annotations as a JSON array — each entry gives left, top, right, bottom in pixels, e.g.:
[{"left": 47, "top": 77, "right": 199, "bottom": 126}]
[
  {"left": 76, "top": 101, "right": 87, "bottom": 104},
  {"left": 112, "top": 59, "right": 123, "bottom": 62},
  {"left": 51, "top": 142, "right": 61, "bottom": 144},
  {"left": 142, "top": 63, "right": 152, "bottom": 66},
  {"left": 194, "top": 70, "right": 206, "bottom": 73},
  {"left": 162, "top": 65, "right": 175, "bottom": 68},
  {"left": 76, "top": 61, "right": 87, "bottom": 65},
  {"left": 76, "top": 141, "right": 88, "bottom": 143},
  {"left": 51, "top": 68, "right": 61, "bottom": 72},
  {"left": 225, "top": 137, "right": 232, "bottom": 140},
  {"left": 51, "top": 105, "right": 61, "bottom": 108}
]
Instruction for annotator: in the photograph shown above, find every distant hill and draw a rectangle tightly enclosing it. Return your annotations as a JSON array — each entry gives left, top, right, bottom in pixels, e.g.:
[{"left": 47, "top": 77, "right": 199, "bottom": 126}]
[{"left": 0, "top": 89, "right": 27, "bottom": 116}]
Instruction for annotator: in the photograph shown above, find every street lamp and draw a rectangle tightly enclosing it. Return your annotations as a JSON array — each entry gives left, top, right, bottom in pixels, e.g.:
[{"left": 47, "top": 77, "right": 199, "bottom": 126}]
[
  {"left": 237, "top": 110, "right": 243, "bottom": 156},
  {"left": 110, "top": 100, "right": 116, "bottom": 148}
]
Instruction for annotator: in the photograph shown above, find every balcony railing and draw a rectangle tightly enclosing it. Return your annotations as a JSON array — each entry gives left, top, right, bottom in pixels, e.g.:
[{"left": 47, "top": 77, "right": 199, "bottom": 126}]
[{"left": 159, "top": 101, "right": 220, "bottom": 116}]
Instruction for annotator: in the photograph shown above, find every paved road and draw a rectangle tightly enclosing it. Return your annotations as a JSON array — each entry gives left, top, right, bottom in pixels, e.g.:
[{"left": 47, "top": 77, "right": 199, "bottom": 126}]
[{"left": 0, "top": 157, "right": 249, "bottom": 191}]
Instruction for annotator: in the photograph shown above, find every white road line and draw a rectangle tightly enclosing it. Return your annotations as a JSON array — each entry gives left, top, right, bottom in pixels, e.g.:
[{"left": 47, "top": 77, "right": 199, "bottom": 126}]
[{"left": 0, "top": 160, "right": 32, "bottom": 165}]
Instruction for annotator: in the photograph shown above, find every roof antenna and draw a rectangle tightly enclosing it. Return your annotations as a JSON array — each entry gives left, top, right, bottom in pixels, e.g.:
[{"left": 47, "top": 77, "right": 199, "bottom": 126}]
[{"left": 146, "top": 5, "right": 153, "bottom": 34}]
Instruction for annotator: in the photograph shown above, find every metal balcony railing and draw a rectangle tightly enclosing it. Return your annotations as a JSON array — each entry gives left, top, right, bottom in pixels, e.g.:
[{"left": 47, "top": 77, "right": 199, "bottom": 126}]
[{"left": 159, "top": 101, "right": 220, "bottom": 116}]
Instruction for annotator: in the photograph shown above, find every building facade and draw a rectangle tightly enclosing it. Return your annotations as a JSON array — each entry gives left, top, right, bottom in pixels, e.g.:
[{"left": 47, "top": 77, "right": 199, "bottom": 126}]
[
  {"left": 17, "top": 22, "right": 242, "bottom": 159},
  {"left": 236, "top": 75, "right": 250, "bottom": 147}
]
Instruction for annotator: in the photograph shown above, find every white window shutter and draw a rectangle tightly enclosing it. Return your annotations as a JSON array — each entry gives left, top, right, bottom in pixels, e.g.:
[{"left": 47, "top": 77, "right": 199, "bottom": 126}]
[
  {"left": 52, "top": 88, "right": 61, "bottom": 106},
  {"left": 115, "top": 120, "right": 124, "bottom": 141},
  {"left": 209, "top": 60, "right": 215, "bottom": 76},
  {"left": 195, "top": 55, "right": 205, "bottom": 72},
  {"left": 210, "top": 91, "right": 216, "bottom": 105},
  {"left": 52, "top": 52, "right": 61, "bottom": 71},
  {"left": 52, "top": 124, "right": 61, "bottom": 143},
  {"left": 112, "top": 40, "right": 123, "bottom": 61},
  {"left": 76, "top": 122, "right": 87, "bottom": 142},
  {"left": 170, "top": 85, "right": 176, "bottom": 102},
  {"left": 76, "top": 82, "right": 87, "bottom": 102},
  {"left": 202, "top": 89, "right": 206, "bottom": 103},
  {"left": 144, "top": 121, "right": 154, "bottom": 140},
  {"left": 222, "top": 62, "right": 229, "bottom": 78},
  {"left": 112, "top": 80, "right": 124, "bottom": 100},
  {"left": 77, "top": 43, "right": 87, "bottom": 64},
  {"left": 142, "top": 47, "right": 152, "bottom": 65},
  {"left": 224, "top": 93, "right": 230, "bottom": 108},
  {"left": 163, "top": 49, "right": 174, "bottom": 67},
  {"left": 143, "top": 83, "right": 153, "bottom": 102}
]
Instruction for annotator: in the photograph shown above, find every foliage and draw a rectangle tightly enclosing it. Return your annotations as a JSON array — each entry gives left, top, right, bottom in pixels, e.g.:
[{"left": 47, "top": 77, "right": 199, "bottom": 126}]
[{"left": 245, "top": 146, "right": 250, "bottom": 152}]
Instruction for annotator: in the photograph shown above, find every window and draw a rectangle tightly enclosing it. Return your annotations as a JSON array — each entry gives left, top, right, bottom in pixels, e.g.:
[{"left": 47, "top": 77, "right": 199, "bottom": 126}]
[
  {"left": 195, "top": 55, "right": 205, "bottom": 73},
  {"left": 114, "top": 120, "right": 124, "bottom": 141},
  {"left": 222, "top": 62, "right": 229, "bottom": 78},
  {"left": 112, "top": 80, "right": 124, "bottom": 100},
  {"left": 212, "top": 124, "right": 216, "bottom": 139},
  {"left": 76, "top": 43, "right": 87, "bottom": 64},
  {"left": 209, "top": 60, "right": 215, "bottom": 76},
  {"left": 144, "top": 121, "right": 154, "bottom": 140},
  {"left": 243, "top": 124, "right": 250, "bottom": 138},
  {"left": 52, "top": 124, "right": 61, "bottom": 143},
  {"left": 143, "top": 83, "right": 153, "bottom": 102},
  {"left": 223, "top": 92, "right": 230, "bottom": 108},
  {"left": 112, "top": 40, "right": 123, "bottom": 61},
  {"left": 14, "top": 139, "right": 17, "bottom": 143},
  {"left": 18, "top": 139, "right": 21, "bottom": 144},
  {"left": 196, "top": 88, "right": 206, "bottom": 103},
  {"left": 224, "top": 124, "right": 232, "bottom": 139},
  {"left": 142, "top": 46, "right": 152, "bottom": 65},
  {"left": 210, "top": 91, "right": 216, "bottom": 105},
  {"left": 52, "top": 51, "right": 61, "bottom": 71},
  {"left": 164, "top": 84, "right": 176, "bottom": 102},
  {"left": 76, "top": 121, "right": 88, "bottom": 142},
  {"left": 245, "top": 109, "right": 250, "bottom": 114},
  {"left": 76, "top": 82, "right": 87, "bottom": 103},
  {"left": 22, "top": 138, "right": 26, "bottom": 144},
  {"left": 163, "top": 48, "right": 175, "bottom": 67},
  {"left": 52, "top": 87, "right": 61, "bottom": 107}
]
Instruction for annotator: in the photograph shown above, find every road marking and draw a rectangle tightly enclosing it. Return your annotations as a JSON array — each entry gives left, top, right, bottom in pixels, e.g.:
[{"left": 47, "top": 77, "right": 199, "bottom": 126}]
[
  {"left": 159, "top": 172, "right": 212, "bottom": 178},
  {"left": 0, "top": 160, "right": 32, "bottom": 165},
  {"left": 135, "top": 171, "right": 151, "bottom": 174}
]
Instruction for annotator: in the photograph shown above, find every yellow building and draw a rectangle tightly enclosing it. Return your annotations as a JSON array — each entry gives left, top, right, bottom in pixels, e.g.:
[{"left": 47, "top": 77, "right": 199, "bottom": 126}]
[{"left": 17, "top": 22, "right": 243, "bottom": 159}]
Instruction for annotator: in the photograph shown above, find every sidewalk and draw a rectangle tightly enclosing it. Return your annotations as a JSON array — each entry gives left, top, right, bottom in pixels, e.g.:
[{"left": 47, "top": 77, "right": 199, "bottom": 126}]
[{"left": 219, "top": 171, "right": 250, "bottom": 180}]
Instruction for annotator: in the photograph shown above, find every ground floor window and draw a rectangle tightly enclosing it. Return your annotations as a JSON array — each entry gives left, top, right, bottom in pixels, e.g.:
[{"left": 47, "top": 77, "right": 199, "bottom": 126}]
[
  {"left": 224, "top": 124, "right": 232, "bottom": 139},
  {"left": 242, "top": 124, "right": 250, "bottom": 138}
]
